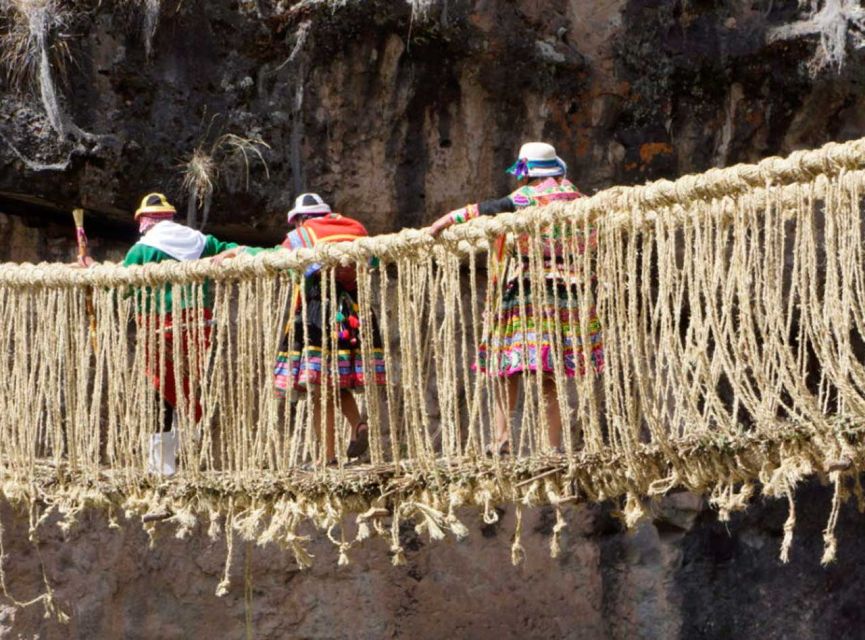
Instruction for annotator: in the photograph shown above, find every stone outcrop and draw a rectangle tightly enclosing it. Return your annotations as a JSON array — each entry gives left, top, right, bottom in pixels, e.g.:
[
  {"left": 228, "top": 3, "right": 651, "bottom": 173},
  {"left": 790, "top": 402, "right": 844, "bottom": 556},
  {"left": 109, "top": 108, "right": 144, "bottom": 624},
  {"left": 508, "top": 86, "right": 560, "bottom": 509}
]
[{"left": 2, "top": 0, "right": 865, "bottom": 245}]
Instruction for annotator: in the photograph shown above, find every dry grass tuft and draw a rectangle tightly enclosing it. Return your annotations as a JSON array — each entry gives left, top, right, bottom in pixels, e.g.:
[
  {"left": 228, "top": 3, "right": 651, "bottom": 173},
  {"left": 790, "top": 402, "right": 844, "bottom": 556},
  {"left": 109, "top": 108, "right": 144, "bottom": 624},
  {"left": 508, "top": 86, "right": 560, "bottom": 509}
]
[
  {"left": 182, "top": 147, "right": 217, "bottom": 212},
  {"left": 0, "top": 0, "right": 77, "bottom": 137},
  {"left": 181, "top": 133, "right": 270, "bottom": 228},
  {"left": 0, "top": 0, "right": 72, "bottom": 89}
]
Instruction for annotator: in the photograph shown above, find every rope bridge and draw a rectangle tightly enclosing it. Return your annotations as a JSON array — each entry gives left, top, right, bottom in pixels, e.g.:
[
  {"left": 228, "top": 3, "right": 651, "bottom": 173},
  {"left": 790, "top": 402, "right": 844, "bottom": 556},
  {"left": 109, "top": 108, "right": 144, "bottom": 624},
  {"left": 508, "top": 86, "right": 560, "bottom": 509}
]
[{"left": 2, "top": 138, "right": 865, "bottom": 585}]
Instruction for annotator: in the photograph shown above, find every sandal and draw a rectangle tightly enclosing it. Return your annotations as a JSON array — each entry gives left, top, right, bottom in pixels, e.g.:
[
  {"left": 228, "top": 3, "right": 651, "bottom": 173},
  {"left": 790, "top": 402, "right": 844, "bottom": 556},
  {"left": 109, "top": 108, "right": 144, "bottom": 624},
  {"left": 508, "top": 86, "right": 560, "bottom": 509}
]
[{"left": 347, "top": 422, "right": 369, "bottom": 459}]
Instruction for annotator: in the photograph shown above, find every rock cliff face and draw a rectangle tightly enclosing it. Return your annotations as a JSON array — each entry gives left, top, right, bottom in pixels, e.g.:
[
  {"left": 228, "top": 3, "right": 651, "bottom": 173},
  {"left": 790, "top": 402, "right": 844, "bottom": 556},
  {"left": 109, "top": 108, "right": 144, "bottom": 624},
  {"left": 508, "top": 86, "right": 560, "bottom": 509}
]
[
  {"left": 1, "top": 481, "right": 864, "bottom": 639},
  {"left": 2, "top": 1, "right": 865, "bottom": 638},
  {"left": 2, "top": 0, "right": 865, "bottom": 245}
]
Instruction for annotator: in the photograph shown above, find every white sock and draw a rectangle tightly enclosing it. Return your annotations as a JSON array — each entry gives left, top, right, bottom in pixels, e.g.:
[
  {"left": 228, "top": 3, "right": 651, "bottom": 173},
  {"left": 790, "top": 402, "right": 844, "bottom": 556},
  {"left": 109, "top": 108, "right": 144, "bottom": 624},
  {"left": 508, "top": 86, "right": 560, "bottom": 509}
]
[{"left": 147, "top": 431, "right": 178, "bottom": 477}]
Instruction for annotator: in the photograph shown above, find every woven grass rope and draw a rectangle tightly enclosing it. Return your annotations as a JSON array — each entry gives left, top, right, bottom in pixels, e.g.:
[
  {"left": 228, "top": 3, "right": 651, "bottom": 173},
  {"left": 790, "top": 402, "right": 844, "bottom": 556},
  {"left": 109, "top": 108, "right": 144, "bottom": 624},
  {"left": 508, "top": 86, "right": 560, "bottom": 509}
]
[{"left": 2, "top": 138, "right": 865, "bottom": 611}]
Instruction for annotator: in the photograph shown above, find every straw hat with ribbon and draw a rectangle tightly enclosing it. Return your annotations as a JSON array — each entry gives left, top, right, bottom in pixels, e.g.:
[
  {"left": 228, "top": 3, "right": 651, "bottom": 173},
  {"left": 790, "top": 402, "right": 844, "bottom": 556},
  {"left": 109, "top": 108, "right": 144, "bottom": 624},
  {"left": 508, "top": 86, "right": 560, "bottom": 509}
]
[{"left": 506, "top": 142, "right": 567, "bottom": 180}]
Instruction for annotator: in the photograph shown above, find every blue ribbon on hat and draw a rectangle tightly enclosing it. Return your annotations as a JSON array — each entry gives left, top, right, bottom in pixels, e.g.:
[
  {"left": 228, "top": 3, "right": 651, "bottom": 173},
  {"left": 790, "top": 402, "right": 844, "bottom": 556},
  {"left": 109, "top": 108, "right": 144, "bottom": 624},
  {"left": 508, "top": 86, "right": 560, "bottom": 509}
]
[
  {"left": 507, "top": 158, "right": 530, "bottom": 178},
  {"left": 506, "top": 157, "right": 566, "bottom": 177}
]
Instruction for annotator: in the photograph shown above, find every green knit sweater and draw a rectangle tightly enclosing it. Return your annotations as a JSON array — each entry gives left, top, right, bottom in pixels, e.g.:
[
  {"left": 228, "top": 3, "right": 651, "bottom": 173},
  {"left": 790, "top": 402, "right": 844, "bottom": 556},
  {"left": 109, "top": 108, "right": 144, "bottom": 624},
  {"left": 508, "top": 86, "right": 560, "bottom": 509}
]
[{"left": 123, "top": 235, "right": 238, "bottom": 314}]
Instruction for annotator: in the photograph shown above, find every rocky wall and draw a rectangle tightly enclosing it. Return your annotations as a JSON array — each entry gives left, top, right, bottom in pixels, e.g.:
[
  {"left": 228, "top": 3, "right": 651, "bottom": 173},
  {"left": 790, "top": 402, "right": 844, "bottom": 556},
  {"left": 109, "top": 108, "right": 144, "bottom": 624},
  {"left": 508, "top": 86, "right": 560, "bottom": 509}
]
[
  {"left": 2, "top": 0, "right": 865, "bottom": 244},
  {"left": 0, "top": 481, "right": 863, "bottom": 639}
]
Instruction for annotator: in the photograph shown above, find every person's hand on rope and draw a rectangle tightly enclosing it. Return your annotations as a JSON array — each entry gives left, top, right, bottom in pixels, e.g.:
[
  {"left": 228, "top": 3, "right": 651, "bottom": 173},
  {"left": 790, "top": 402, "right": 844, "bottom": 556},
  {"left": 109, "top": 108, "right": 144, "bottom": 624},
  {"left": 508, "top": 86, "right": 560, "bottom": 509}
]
[
  {"left": 211, "top": 246, "right": 247, "bottom": 266},
  {"left": 429, "top": 205, "right": 479, "bottom": 237},
  {"left": 429, "top": 211, "right": 460, "bottom": 238},
  {"left": 428, "top": 214, "right": 453, "bottom": 238},
  {"left": 68, "top": 255, "right": 95, "bottom": 269}
]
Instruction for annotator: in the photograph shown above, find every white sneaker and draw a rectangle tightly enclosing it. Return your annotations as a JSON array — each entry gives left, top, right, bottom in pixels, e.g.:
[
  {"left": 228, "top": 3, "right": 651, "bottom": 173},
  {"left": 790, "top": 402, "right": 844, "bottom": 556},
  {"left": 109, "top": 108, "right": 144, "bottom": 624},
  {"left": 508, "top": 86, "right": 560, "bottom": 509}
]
[{"left": 147, "top": 431, "right": 178, "bottom": 477}]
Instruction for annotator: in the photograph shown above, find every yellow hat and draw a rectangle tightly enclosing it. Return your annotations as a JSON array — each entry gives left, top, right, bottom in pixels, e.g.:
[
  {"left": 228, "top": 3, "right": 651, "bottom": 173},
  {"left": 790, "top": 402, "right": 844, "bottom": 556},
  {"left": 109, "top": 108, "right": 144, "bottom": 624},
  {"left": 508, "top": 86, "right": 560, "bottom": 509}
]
[{"left": 134, "top": 193, "right": 177, "bottom": 219}]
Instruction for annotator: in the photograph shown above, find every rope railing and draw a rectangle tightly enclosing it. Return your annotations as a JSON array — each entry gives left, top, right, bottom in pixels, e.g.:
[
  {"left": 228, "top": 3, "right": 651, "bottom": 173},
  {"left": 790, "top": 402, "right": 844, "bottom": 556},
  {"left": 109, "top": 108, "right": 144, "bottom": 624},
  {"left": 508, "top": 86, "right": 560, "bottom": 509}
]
[
  {"left": 2, "top": 137, "right": 865, "bottom": 578},
  {"left": 2, "top": 137, "right": 865, "bottom": 287}
]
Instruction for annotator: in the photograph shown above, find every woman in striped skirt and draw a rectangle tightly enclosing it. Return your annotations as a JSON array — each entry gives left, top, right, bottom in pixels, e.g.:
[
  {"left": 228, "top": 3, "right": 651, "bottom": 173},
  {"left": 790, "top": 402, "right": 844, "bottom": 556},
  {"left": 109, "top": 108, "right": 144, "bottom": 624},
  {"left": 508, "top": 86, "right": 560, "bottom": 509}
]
[{"left": 429, "top": 142, "right": 604, "bottom": 455}]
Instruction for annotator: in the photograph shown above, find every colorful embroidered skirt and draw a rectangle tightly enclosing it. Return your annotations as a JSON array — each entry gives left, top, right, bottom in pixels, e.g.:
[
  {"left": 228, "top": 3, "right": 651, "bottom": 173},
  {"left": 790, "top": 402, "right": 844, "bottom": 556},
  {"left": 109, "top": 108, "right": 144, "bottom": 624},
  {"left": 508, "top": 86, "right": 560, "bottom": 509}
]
[
  {"left": 476, "top": 279, "right": 604, "bottom": 378},
  {"left": 274, "top": 286, "right": 387, "bottom": 395}
]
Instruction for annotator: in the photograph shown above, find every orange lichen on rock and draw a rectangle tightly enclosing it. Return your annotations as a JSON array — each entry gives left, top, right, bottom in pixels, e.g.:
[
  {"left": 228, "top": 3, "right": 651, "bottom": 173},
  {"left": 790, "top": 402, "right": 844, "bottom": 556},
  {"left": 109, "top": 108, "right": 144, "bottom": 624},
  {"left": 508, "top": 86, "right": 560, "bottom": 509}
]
[{"left": 639, "top": 142, "right": 673, "bottom": 164}]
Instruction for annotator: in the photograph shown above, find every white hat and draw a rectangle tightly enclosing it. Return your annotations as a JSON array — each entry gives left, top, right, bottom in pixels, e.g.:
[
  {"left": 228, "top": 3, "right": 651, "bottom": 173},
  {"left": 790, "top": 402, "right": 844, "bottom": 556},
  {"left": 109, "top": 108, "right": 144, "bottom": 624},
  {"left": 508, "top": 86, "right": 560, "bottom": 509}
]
[
  {"left": 506, "top": 142, "right": 567, "bottom": 178},
  {"left": 287, "top": 193, "right": 332, "bottom": 223}
]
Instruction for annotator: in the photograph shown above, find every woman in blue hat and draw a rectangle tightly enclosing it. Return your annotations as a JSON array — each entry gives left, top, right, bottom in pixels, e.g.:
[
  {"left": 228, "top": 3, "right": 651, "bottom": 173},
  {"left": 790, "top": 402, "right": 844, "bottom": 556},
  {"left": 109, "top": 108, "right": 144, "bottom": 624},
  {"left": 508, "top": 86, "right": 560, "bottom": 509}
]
[{"left": 429, "top": 143, "right": 604, "bottom": 456}]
